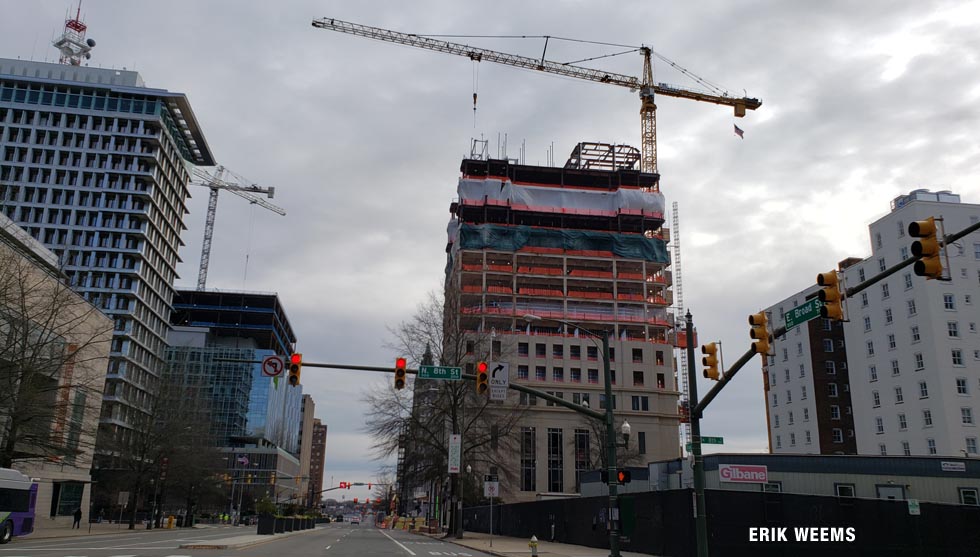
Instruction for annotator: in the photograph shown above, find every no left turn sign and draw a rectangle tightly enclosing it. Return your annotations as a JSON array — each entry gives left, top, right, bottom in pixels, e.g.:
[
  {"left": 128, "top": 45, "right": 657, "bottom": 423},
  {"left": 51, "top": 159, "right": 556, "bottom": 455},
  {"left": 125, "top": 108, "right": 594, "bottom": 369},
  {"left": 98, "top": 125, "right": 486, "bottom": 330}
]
[{"left": 262, "top": 355, "right": 285, "bottom": 377}]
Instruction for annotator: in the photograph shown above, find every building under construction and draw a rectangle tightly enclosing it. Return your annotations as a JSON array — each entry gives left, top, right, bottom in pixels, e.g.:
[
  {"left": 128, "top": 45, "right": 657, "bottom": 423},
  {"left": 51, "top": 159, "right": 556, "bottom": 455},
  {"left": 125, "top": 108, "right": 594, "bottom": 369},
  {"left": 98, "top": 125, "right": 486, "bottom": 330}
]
[{"left": 445, "top": 142, "right": 679, "bottom": 502}]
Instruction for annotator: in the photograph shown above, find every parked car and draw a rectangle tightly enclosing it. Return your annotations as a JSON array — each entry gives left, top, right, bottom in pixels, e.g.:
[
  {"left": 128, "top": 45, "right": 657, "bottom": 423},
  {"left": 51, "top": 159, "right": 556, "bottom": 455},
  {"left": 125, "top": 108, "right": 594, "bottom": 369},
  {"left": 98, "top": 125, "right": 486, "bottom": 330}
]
[{"left": 335, "top": 514, "right": 344, "bottom": 522}]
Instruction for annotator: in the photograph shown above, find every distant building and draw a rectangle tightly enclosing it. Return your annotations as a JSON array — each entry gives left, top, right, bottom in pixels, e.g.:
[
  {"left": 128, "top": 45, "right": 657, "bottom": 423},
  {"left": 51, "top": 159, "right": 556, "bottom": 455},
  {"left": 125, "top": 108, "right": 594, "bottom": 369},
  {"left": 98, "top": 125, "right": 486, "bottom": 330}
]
[
  {"left": 297, "top": 395, "right": 315, "bottom": 506},
  {"left": 309, "top": 419, "right": 327, "bottom": 506},
  {"left": 762, "top": 285, "right": 857, "bottom": 454},
  {"left": 0, "top": 213, "right": 112, "bottom": 529},
  {"left": 841, "top": 190, "right": 980, "bottom": 457}
]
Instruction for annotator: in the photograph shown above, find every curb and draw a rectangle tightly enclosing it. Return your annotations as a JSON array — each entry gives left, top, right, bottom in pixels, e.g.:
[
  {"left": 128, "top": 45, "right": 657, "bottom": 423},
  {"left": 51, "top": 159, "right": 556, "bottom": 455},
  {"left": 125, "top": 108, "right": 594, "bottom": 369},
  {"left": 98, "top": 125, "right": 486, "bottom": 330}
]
[{"left": 177, "top": 526, "right": 323, "bottom": 550}]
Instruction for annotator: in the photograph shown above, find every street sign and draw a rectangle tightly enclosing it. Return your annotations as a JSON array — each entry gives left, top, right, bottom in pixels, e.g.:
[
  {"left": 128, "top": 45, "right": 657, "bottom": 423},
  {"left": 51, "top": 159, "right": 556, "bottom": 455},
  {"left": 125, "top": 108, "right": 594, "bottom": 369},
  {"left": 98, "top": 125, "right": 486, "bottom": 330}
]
[
  {"left": 261, "top": 355, "right": 285, "bottom": 377},
  {"left": 118, "top": 491, "right": 129, "bottom": 506},
  {"left": 483, "top": 481, "right": 499, "bottom": 498},
  {"left": 448, "top": 434, "right": 461, "bottom": 474},
  {"left": 483, "top": 474, "right": 498, "bottom": 482},
  {"left": 784, "top": 298, "right": 823, "bottom": 331},
  {"left": 908, "top": 499, "right": 921, "bottom": 515},
  {"left": 685, "top": 437, "right": 724, "bottom": 452},
  {"left": 418, "top": 365, "right": 462, "bottom": 380},
  {"left": 488, "top": 361, "right": 509, "bottom": 401}
]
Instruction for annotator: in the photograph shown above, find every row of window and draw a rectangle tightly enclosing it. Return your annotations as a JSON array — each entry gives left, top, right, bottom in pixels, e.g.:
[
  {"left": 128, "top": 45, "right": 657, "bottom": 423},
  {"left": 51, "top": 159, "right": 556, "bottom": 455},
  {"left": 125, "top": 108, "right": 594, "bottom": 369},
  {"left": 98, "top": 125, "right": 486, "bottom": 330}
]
[
  {"left": 516, "top": 365, "right": 668, "bottom": 388},
  {"left": 510, "top": 342, "right": 667, "bottom": 365},
  {"left": 772, "top": 382, "right": 846, "bottom": 406},
  {"left": 773, "top": 404, "right": 850, "bottom": 429},
  {"left": 874, "top": 437, "right": 978, "bottom": 457},
  {"left": 873, "top": 407, "right": 975, "bottom": 434},
  {"left": 519, "top": 390, "right": 654, "bottom": 412},
  {"left": 519, "top": 426, "right": 648, "bottom": 492}
]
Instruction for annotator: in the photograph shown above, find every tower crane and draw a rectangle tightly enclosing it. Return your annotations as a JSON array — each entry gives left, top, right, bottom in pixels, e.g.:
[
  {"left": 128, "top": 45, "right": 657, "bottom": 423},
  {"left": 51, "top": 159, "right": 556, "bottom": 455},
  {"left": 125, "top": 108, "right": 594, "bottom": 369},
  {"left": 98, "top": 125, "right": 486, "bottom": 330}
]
[
  {"left": 311, "top": 17, "right": 761, "bottom": 174},
  {"left": 190, "top": 165, "right": 286, "bottom": 289}
]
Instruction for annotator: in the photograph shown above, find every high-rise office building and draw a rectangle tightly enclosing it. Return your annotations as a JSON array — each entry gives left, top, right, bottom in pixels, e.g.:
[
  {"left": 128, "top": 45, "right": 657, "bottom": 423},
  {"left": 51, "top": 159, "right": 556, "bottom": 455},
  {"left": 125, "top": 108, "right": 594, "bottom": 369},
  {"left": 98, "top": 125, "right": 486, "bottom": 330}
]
[
  {"left": 297, "top": 394, "right": 315, "bottom": 505},
  {"left": 443, "top": 144, "right": 679, "bottom": 502},
  {"left": 841, "top": 190, "right": 980, "bottom": 457},
  {"left": 0, "top": 59, "right": 213, "bottom": 464}
]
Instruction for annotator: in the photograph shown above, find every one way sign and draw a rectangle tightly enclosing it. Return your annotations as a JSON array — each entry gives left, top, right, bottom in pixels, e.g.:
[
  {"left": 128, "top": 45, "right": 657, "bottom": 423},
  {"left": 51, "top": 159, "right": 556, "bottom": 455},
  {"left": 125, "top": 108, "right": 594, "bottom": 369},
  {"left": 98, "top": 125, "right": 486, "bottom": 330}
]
[{"left": 487, "top": 361, "right": 509, "bottom": 401}]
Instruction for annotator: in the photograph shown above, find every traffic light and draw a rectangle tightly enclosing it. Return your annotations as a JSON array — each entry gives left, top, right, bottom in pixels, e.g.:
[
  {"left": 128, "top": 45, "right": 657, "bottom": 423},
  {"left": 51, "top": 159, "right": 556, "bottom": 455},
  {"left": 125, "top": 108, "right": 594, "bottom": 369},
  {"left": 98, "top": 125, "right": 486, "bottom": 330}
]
[
  {"left": 817, "top": 271, "right": 844, "bottom": 320},
  {"left": 394, "top": 357, "right": 407, "bottom": 390},
  {"left": 476, "top": 361, "right": 489, "bottom": 395},
  {"left": 701, "top": 343, "right": 720, "bottom": 381},
  {"left": 347, "top": 482, "right": 351, "bottom": 489},
  {"left": 909, "top": 217, "right": 943, "bottom": 279},
  {"left": 353, "top": 498, "right": 358, "bottom": 504},
  {"left": 288, "top": 353, "right": 302, "bottom": 386},
  {"left": 339, "top": 481, "right": 347, "bottom": 489},
  {"left": 368, "top": 483, "right": 372, "bottom": 490},
  {"left": 617, "top": 470, "right": 632, "bottom": 484},
  {"left": 749, "top": 312, "right": 771, "bottom": 355}
]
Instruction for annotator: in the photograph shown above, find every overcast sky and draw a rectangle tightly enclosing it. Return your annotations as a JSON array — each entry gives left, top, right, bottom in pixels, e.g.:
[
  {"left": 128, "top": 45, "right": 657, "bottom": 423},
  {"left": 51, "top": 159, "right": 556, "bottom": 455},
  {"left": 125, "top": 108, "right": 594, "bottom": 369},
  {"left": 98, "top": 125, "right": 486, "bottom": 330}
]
[{"left": 4, "top": 1, "right": 980, "bottom": 501}]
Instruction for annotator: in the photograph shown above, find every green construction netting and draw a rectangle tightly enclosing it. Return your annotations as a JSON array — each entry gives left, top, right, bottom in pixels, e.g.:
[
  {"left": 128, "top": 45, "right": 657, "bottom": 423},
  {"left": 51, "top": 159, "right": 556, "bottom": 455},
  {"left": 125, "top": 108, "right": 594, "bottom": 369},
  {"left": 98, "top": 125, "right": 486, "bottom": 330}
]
[{"left": 456, "top": 223, "right": 669, "bottom": 263}]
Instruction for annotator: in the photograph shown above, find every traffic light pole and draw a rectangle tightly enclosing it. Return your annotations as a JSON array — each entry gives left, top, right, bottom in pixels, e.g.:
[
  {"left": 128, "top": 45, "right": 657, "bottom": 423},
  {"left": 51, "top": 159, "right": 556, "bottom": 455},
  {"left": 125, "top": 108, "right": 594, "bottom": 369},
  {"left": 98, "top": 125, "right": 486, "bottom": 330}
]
[{"left": 685, "top": 312, "right": 708, "bottom": 557}]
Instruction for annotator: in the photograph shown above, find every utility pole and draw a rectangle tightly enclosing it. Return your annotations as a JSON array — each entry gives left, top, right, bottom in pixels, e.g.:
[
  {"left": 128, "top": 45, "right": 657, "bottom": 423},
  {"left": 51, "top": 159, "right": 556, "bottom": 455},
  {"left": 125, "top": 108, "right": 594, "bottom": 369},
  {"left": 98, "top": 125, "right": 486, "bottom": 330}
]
[{"left": 686, "top": 311, "right": 708, "bottom": 557}]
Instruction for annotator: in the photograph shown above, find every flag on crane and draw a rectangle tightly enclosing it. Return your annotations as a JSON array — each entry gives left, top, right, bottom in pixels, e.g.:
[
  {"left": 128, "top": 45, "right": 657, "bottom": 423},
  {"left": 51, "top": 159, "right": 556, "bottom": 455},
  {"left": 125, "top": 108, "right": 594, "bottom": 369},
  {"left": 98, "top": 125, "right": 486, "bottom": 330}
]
[{"left": 734, "top": 124, "right": 745, "bottom": 139}]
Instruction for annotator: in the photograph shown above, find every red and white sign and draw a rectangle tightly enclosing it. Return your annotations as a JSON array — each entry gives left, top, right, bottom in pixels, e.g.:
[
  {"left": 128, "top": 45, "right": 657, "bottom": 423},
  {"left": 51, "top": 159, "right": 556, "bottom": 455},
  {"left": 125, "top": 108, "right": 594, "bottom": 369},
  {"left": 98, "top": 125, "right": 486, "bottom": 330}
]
[
  {"left": 262, "top": 355, "right": 285, "bottom": 377},
  {"left": 719, "top": 464, "right": 768, "bottom": 483}
]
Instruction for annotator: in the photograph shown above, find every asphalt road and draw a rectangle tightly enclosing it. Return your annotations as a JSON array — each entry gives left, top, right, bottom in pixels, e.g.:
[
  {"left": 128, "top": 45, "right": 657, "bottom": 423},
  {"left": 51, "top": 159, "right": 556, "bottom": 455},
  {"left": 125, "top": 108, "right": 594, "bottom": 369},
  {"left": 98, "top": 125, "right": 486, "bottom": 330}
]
[{"left": 0, "top": 523, "right": 489, "bottom": 557}]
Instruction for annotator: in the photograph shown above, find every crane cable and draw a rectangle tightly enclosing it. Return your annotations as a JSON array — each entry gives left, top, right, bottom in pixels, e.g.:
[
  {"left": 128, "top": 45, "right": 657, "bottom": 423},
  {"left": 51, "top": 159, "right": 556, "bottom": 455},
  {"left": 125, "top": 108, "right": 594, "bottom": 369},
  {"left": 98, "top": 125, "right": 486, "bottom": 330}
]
[{"left": 472, "top": 59, "right": 479, "bottom": 127}]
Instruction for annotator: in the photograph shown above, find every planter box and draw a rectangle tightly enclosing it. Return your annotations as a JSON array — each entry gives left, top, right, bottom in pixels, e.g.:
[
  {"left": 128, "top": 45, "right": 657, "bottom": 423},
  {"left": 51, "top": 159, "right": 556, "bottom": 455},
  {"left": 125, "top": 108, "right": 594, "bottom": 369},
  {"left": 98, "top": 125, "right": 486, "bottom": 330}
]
[
  {"left": 284, "top": 517, "right": 294, "bottom": 532},
  {"left": 257, "top": 515, "right": 276, "bottom": 535},
  {"left": 274, "top": 517, "right": 285, "bottom": 533}
]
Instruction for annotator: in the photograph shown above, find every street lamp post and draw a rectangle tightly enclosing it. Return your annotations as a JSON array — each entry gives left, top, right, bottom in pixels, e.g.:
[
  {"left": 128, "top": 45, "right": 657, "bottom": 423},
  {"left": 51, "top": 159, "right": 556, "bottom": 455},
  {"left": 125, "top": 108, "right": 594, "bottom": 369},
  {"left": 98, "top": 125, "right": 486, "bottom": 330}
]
[{"left": 525, "top": 315, "right": 622, "bottom": 557}]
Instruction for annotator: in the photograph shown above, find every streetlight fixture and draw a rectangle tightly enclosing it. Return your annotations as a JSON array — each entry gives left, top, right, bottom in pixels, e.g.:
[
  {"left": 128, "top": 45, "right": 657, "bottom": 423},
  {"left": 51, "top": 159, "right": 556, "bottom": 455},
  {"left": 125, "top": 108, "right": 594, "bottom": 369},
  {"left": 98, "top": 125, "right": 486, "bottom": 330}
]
[{"left": 524, "top": 314, "right": 623, "bottom": 557}]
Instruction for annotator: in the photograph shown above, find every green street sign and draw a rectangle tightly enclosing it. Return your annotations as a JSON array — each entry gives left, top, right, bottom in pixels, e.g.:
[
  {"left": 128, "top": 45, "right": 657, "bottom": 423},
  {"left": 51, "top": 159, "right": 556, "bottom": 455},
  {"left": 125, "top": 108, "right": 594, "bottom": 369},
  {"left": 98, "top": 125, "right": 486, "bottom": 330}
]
[
  {"left": 418, "top": 365, "right": 462, "bottom": 380},
  {"left": 686, "top": 437, "right": 724, "bottom": 451},
  {"left": 784, "top": 297, "right": 823, "bottom": 331}
]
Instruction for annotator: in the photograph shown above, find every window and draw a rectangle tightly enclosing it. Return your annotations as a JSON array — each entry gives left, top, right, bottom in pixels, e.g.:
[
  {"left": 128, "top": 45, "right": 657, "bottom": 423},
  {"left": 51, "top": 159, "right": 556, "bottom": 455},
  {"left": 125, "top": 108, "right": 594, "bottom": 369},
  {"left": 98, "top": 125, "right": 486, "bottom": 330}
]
[
  {"left": 535, "top": 343, "right": 546, "bottom": 357},
  {"left": 521, "top": 427, "right": 536, "bottom": 491},
  {"left": 875, "top": 233, "right": 882, "bottom": 248},
  {"left": 805, "top": 430, "right": 812, "bottom": 444},
  {"left": 547, "top": 428, "right": 563, "bottom": 493},
  {"left": 775, "top": 435, "right": 782, "bottom": 449},
  {"left": 772, "top": 393, "right": 778, "bottom": 406},
  {"left": 784, "top": 369, "right": 790, "bottom": 382},
  {"left": 836, "top": 484, "right": 856, "bottom": 497},
  {"left": 968, "top": 438, "right": 979, "bottom": 456},
  {"left": 898, "top": 413, "right": 907, "bottom": 430},
  {"left": 574, "top": 429, "right": 589, "bottom": 491},
  {"left": 632, "top": 348, "right": 643, "bottom": 363},
  {"left": 570, "top": 368, "right": 581, "bottom": 383},
  {"left": 803, "top": 408, "right": 810, "bottom": 421},
  {"left": 879, "top": 443, "right": 887, "bottom": 456},
  {"left": 570, "top": 346, "right": 581, "bottom": 360},
  {"left": 638, "top": 431, "right": 646, "bottom": 455},
  {"left": 891, "top": 360, "right": 900, "bottom": 376},
  {"left": 914, "top": 353, "right": 924, "bottom": 370},
  {"left": 908, "top": 299, "right": 917, "bottom": 316},
  {"left": 945, "top": 294, "right": 956, "bottom": 310},
  {"left": 632, "top": 371, "right": 644, "bottom": 386},
  {"left": 588, "top": 369, "right": 599, "bottom": 384},
  {"left": 657, "top": 373, "right": 666, "bottom": 389},
  {"left": 878, "top": 258, "right": 887, "bottom": 272},
  {"left": 465, "top": 341, "right": 475, "bottom": 355},
  {"left": 832, "top": 429, "right": 844, "bottom": 443},
  {"left": 552, "top": 367, "right": 564, "bottom": 382},
  {"left": 632, "top": 396, "right": 642, "bottom": 411},
  {"left": 553, "top": 345, "right": 564, "bottom": 359},
  {"left": 830, "top": 405, "right": 840, "bottom": 420},
  {"left": 535, "top": 366, "right": 546, "bottom": 381},
  {"left": 959, "top": 488, "right": 979, "bottom": 506},
  {"left": 870, "top": 365, "right": 878, "bottom": 382},
  {"left": 895, "top": 387, "right": 904, "bottom": 404},
  {"left": 774, "top": 414, "right": 780, "bottom": 428},
  {"left": 861, "top": 292, "right": 869, "bottom": 307},
  {"left": 782, "top": 348, "right": 788, "bottom": 361},
  {"left": 902, "top": 441, "right": 911, "bottom": 456},
  {"left": 788, "top": 411, "right": 795, "bottom": 425},
  {"left": 949, "top": 322, "right": 960, "bottom": 338},
  {"left": 867, "top": 341, "right": 875, "bottom": 356},
  {"left": 919, "top": 381, "right": 929, "bottom": 398},
  {"left": 957, "top": 378, "right": 969, "bottom": 395},
  {"left": 859, "top": 268, "right": 866, "bottom": 282},
  {"left": 898, "top": 221, "right": 905, "bottom": 237},
  {"left": 873, "top": 390, "right": 880, "bottom": 407},
  {"left": 823, "top": 339, "right": 834, "bottom": 352},
  {"left": 962, "top": 407, "right": 974, "bottom": 425},
  {"left": 829, "top": 383, "right": 839, "bottom": 397},
  {"left": 904, "top": 273, "right": 913, "bottom": 290},
  {"left": 927, "top": 438, "right": 937, "bottom": 455},
  {"left": 823, "top": 318, "right": 833, "bottom": 331},
  {"left": 801, "top": 385, "right": 808, "bottom": 400},
  {"left": 518, "top": 343, "right": 529, "bottom": 357},
  {"left": 797, "top": 342, "right": 803, "bottom": 356},
  {"left": 885, "top": 308, "right": 893, "bottom": 324},
  {"left": 900, "top": 246, "right": 909, "bottom": 260},
  {"left": 790, "top": 433, "right": 796, "bottom": 446},
  {"left": 953, "top": 349, "right": 964, "bottom": 366},
  {"left": 881, "top": 283, "right": 890, "bottom": 299},
  {"left": 923, "top": 409, "right": 933, "bottom": 427},
  {"left": 786, "top": 389, "right": 792, "bottom": 404},
  {"left": 800, "top": 364, "right": 806, "bottom": 378},
  {"left": 656, "top": 350, "right": 665, "bottom": 365},
  {"left": 518, "top": 365, "right": 529, "bottom": 380},
  {"left": 587, "top": 346, "right": 598, "bottom": 361},
  {"left": 911, "top": 326, "right": 920, "bottom": 343},
  {"left": 887, "top": 334, "right": 896, "bottom": 350}
]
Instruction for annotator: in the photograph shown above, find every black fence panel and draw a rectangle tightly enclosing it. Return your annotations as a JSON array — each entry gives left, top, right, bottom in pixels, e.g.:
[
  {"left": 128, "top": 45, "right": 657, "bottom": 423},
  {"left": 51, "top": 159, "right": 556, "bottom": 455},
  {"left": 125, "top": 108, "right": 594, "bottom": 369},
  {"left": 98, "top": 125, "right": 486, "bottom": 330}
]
[{"left": 464, "top": 489, "right": 980, "bottom": 557}]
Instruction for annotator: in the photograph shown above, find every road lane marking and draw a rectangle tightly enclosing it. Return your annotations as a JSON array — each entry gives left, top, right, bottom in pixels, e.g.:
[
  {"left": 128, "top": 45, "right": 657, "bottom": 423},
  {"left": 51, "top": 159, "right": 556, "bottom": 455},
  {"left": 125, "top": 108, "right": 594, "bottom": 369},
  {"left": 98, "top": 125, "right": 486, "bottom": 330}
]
[
  {"left": 380, "top": 529, "right": 416, "bottom": 556},
  {"left": 325, "top": 546, "right": 332, "bottom": 550}
]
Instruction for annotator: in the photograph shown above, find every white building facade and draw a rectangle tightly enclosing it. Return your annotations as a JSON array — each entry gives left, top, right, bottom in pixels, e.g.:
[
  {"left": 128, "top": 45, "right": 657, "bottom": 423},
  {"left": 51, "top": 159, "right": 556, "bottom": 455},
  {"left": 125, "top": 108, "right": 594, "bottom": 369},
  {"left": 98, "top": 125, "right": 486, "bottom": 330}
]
[{"left": 842, "top": 190, "right": 980, "bottom": 457}]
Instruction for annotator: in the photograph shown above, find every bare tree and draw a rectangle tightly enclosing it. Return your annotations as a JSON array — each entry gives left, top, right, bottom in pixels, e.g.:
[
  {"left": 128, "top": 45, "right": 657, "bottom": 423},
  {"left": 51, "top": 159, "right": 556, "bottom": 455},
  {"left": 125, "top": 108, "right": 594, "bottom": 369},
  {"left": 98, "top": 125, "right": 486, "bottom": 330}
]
[
  {"left": 574, "top": 411, "right": 644, "bottom": 471},
  {"left": 0, "top": 243, "right": 111, "bottom": 468}
]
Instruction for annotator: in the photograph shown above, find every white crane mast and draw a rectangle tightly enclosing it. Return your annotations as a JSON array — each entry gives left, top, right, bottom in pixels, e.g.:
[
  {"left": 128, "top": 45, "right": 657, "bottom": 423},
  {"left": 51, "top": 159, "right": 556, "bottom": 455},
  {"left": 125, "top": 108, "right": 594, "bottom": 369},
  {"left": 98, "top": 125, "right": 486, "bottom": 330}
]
[
  {"left": 672, "top": 201, "right": 691, "bottom": 453},
  {"left": 190, "top": 165, "right": 286, "bottom": 289}
]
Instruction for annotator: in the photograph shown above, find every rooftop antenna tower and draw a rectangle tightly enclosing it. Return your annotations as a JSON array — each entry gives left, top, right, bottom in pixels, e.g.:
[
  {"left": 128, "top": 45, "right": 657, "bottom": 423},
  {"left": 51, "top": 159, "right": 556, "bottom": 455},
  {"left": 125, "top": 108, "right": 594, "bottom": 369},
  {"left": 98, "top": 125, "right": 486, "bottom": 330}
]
[{"left": 52, "top": 2, "right": 96, "bottom": 65}]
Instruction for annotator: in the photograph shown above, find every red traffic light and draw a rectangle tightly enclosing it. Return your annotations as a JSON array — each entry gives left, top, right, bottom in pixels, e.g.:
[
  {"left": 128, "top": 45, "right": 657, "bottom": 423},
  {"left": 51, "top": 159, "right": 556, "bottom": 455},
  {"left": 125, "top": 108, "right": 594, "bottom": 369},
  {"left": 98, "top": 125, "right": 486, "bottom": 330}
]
[
  {"left": 477, "top": 361, "right": 488, "bottom": 373},
  {"left": 291, "top": 353, "right": 302, "bottom": 365},
  {"left": 396, "top": 357, "right": 407, "bottom": 369},
  {"left": 339, "top": 481, "right": 346, "bottom": 489}
]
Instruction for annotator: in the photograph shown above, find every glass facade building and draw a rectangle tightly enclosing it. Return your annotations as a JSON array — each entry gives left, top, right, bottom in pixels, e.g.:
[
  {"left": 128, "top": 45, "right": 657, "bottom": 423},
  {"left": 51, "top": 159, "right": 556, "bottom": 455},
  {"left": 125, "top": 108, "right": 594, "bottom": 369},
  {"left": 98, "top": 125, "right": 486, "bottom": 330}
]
[{"left": 0, "top": 59, "right": 214, "bottom": 463}]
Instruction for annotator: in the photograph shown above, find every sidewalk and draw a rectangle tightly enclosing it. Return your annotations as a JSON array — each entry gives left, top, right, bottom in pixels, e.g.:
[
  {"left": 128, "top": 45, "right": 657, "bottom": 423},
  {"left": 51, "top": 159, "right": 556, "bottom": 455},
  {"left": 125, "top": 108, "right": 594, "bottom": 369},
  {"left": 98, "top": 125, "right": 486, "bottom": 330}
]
[
  {"left": 420, "top": 530, "right": 658, "bottom": 557},
  {"left": 26, "top": 522, "right": 230, "bottom": 540}
]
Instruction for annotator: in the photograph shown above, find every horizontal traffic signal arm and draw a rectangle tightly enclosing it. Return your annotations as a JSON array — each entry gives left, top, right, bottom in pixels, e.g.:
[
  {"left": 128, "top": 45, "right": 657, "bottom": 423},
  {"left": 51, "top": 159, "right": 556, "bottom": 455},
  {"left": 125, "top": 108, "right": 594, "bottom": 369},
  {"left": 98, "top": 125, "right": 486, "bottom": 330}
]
[{"left": 215, "top": 359, "right": 606, "bottom": 421}]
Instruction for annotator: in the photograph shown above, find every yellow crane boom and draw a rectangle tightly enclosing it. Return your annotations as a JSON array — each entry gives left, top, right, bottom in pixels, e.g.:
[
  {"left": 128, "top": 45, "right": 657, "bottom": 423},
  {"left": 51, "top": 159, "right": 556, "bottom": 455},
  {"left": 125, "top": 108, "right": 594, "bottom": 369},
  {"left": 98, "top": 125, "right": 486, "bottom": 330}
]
[{"left": 311, "top": 17, "right": 761, "bottom": 174}]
